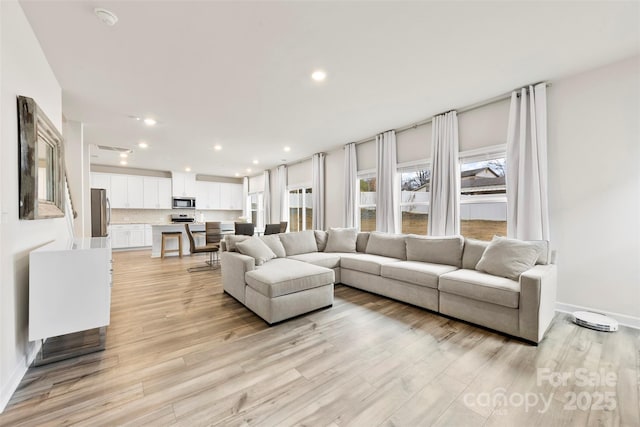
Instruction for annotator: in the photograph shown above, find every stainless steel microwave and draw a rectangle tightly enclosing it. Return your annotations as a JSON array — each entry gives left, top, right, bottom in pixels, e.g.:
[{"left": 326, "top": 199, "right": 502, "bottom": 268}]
[{"left": 172, "top": 197, "right": 196, "bottom": 209}]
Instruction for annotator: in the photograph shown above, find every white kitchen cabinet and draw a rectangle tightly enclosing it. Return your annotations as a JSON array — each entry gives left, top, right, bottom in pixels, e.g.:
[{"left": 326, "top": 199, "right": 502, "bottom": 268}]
[
  {"left": 229, "top": 183, "right": 243, "bottom": 210},
  {"left": 195, "top": 181, "right": 221, "bottom": 210},
  {"left": 219, "top": 183, "right": 243, "bottom": 210},
  {"left": 143, "top": 177, "right": 172, "bottom": 209},
  {"left": 90, "top": 173, "right": 112, "bottom": 199},
  {"left": 144, "top": 225, "right": 152, "bottom": 246},
  {"left": 110, "top": 175, "right": 144, "bottom": 209},
  {"left": 172, "top": 172, "right": 196, "bottom": 197},
  {"left": 29, "top": 237, "right": 112, "bottom": 342},
  {"left": 110, "top": 224, "right": 148, "bottom": 248}
]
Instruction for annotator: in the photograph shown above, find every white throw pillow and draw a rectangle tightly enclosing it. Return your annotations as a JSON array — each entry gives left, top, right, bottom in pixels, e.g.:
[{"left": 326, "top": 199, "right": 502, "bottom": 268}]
[
  {"left": 324, "top": 228, "right": 357, "bottom": 253},
  {"left": 279, "top": 230, "right": 318, "bottom": 256},
  {"left": 236, "top": 237, "right": 277, "bottom": 266},
  {"left": 259, "top": 235, "right": 286, "bottom": 258},
  {"left": 224, "top": 235, "right": 250, "bottom": 252},
  {"left": 475, "top": 236, "right": 541, "bottom": 280}
]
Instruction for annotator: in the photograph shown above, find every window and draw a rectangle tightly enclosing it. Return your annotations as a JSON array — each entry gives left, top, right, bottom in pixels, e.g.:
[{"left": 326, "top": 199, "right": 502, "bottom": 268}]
[
  {"left": 249, "top": 192, "right": 263, "bottom": 228},
  {"left": 460, "top": 155, "right": 507, "bottom": 240},
  {"left": 289, "top": 187, "right": 312, "bottom": 232},
  {"left": 399, "top": 165, "right": 431, "bottom": 235},
  {"left": 359, "top": 173, "right": 376, "bottom": 232}
]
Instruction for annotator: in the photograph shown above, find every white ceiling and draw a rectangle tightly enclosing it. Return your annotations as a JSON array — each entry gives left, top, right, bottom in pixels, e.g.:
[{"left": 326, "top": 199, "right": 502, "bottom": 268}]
[{"left": 20, "top": 1, "right": 640, "bottom": 177}]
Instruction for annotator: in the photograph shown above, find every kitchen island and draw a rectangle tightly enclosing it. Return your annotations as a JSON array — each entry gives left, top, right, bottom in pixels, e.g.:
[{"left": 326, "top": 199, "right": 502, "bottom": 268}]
[{"left": 150, "top": 222, "right": 234, "bottom": 258}]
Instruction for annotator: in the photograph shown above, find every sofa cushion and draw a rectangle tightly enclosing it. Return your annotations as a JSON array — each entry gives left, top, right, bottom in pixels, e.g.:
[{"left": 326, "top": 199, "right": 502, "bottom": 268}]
[
  {"left": 356, "top": 232, "right": 370, "bottom": 253},
  {"left": 259, "top": 235, "right": 286, "bottom": 258},
  {"left": 476, "top": 236, "right": 541, "bottom": 280},
  {"left": 340, "top": 253, "right": 402, "bottom": 276},
  {"left": 288, "top": 252, "right": 342, "bottom": 269},
  {"left": 236, "top": 237, "right": 277, "bottom": 266},
  {"left": 324, "top": 227, "right": 357, "bottom": 253},
  {"left": 224, "top": 235, "right": 251, "bottom": 252},
  {"left": 314, "top": 230, "right": 328, "bottom": 252},
  {"left": 529, "top": 240, "right": 550, "bottom": 265},
  {"left": 279, "top": 230, "right": 318, "bottom": 256},
  {"left": 365, "top": 232, "right": 406, "bottom": 260},
  {"left": 406, "top": 235, "right": 464, "bottom": 267},
  {"left": 439, "top": 269, "right": 520, "bottom": 308},
  {"left": 381, "top": 261, "right": 458, "bottom": 289},
  {"left": 462, "top": 238, "right": 489, "bottom": 269},
  {"left": 245, "top": 258, "right": 334, "bottom": 298}
]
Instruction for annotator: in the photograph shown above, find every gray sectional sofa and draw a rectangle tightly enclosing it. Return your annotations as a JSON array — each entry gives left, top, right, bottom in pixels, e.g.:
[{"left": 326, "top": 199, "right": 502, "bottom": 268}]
[{"left": 220, "top": 229, "right": 557, "bottom": 344}]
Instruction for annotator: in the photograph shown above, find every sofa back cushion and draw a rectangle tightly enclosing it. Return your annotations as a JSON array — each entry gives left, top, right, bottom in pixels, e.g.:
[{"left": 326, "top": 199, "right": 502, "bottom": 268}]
[
  {"left": 236, "top": 237, "right": 277, "bottom": 266},
  {"left": 462, "top": 238, "right": 490, "bottom": 269},
  {"left": 356, "top": 232, "right": 370, "bottom": 253},
  {"left": 224, "top": 235, "right": 251, "bottom": 252},
  {"left": 365, "top": 232, "right": 406, "bottom": 259},
  {"left": 315, "top": 230, "right": 328, "bottom": 252},
  {"left": 475, "top": 236, "right": 542, "bottom": 280},
  {"left": 259, "top": 235, "right": 287, "bottom": 258},
  {"left": 406, "top": 235, "right": 464, "bottom": 267},
  {"left": 324, "top": 227, "right": 357, "bottom": 253},
  {"left": 279, "top": 230, "right": 318, "bottom": 256}
]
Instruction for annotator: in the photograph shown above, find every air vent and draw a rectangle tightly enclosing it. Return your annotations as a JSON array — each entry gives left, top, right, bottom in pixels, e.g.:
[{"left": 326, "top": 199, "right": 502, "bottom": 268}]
[{"left": 97, "top": 145, "right": 132, "bottom": 154}]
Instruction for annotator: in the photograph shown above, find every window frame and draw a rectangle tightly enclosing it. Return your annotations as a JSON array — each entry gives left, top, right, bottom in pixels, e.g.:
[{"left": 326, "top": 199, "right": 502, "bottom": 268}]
[
  {"left": 288, "top": 185, "right": 313, "bottom": 232},
  {"left": 248, "top": 191, "right": 264, "bottom": 228},
  {"left": 357, "top": 170, "right": 377, "bottom": 232}
]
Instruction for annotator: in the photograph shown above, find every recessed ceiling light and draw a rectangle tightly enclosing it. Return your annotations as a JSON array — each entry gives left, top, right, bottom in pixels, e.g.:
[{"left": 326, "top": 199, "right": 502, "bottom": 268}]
[
  {"left": 138, "top": 142, "right": 148, "bottom": 148},
  {"left": 311, "top": 70, "right": 326, "bottom": 82},
  {"left": 120, "top": 152, "right": 128, "bottom": 158},
  {"left": 246, "top": 168, "right": 252, "bottom": 173},
  {"left": 284, "top": 146, "right": 291, "bottom": 152},
  {"left": 120, "top": 160, "right": 127, "bottom": 165},
  {"left": 214, "top": 145, "right": 222, "bottom": 151},
  {"left": 143, "top": 118, "right": 156, "bottom": 126},
  {"left": 185, "top": 167, "right": 191, "bottom": 172},
  {"left": 234, "top": 173, "right": 240, "bottom": 177},
  {"left": 94, "top": 8, "right": 118, "bottom": 26},
  {"left": 252, "top": 160, "right": 259, "bottom": 165}
]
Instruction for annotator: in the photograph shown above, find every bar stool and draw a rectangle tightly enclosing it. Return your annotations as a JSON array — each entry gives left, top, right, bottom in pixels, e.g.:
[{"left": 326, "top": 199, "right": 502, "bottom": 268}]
[{"left": 161, "top": 231, "right": 183, "bottom": 258}]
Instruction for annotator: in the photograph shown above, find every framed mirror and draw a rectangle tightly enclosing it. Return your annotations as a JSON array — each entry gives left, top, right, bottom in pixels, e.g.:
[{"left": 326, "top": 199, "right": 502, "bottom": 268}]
[{"left": 18, "top": 96, "right": 65, "bottom": 219}]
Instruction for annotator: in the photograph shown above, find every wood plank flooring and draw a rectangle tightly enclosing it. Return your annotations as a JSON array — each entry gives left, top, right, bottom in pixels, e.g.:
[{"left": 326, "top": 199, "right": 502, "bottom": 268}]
[{"left": 1, "top": 249, "right": 639, "bottom": 426}]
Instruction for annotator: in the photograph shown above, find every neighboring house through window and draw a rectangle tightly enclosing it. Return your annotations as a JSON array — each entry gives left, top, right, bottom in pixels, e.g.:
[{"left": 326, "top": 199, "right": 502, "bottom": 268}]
[
  {"left": 358, "top": 172, "right": 376, "bottom": 232},
  {"left": 289, "top": 187, "right": 312, "bottom": 232}
]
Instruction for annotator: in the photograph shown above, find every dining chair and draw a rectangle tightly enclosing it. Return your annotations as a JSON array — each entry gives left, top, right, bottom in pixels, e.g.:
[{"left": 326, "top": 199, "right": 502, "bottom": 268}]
[
  {"left": 264, "top": 224, "right": 281, "bottom": 235},
  {"left": 279, "top": 221, "right": 288, "bottom": 233},
  {"left": 235, "top": 222, "right": 255, "bottom": 236},
  {"left": 184, "top": 224, "right": 219, "bottom": 272}
]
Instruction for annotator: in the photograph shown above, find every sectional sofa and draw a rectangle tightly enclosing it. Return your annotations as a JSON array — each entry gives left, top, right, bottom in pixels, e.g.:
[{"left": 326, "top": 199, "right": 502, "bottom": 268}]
[{"left": 220, "top": 229, "right": 557, "bottom": 344}]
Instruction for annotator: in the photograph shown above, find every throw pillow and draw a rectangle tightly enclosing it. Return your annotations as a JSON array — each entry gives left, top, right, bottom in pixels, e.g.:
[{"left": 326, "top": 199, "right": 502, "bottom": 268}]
[
  {"left": 278, "top": 230, "right": 318, "bottom": 256},
  {"left": 365, "top": 232, "right": 407, "bottom": 260},
  {"left": 224, "top": 235, "right": 250, "bottom": 252},
  {"left": 476, "top": 236, "right": 542, "bottom": 280},
  {"left": 315, "top": 230, "right": 328, "bottom": 252},
  {"left": 462, "top": 238, "right": 490, "bottom": 270},
  {"left": 259, "top": 235, "right": 286, "bottom": 258},
  {"left": 324, "top": 228, "right": 357, "bottom": 253},
  {"left": 236, "top": 237, "right": 277, "bottom": 266},
  {"left": 406, "top": 235, "right": 464, "bottom": 267},
  {"left": 356, "top": 232, "right": 370, "bottom": 253}
]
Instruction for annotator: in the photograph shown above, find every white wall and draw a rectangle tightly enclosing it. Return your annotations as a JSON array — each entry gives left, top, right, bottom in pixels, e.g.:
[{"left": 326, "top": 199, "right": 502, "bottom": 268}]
[
  {"left": 548, "top": 55, "right": 640, "bottom": 322},
  {"left": 63, "top": 120, "right": 87, "bottom": 237},
  {"left": 288, "top": 159, "right": 312, "bottom": 187},
  {"left": 0, "top": 0, "right": 67, "bottom": 411}
]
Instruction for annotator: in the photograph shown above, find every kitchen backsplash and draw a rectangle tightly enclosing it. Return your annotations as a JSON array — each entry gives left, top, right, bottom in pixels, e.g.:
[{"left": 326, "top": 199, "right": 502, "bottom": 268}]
[{"left": 111, "top": 209, "right": 241, "bottom": 224}]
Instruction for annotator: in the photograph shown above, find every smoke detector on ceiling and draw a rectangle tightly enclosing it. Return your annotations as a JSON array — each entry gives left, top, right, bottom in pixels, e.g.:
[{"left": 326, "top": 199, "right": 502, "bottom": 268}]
[{"left": 94, "top": 8, "right": 118, "bottom": 26}]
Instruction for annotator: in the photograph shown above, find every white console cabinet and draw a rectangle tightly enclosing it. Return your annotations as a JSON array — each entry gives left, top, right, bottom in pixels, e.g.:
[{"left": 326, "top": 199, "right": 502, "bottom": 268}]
[{"left": 29, "top": 237, "right": 112, "bottom": 342}]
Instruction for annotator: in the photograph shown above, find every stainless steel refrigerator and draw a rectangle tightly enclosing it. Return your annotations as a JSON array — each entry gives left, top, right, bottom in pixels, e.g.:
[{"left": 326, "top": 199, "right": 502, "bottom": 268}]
[{"left": 91, "top": 188, "right": 110, "bottom": 237}]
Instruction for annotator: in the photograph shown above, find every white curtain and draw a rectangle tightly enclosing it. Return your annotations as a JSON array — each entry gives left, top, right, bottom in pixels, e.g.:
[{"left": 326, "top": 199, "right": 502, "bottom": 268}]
[
  {"left": 376, "top": 130, "right": 399, "bottom": 233},
  {"left": 277, "top": 165, "right": 289, "bottom": 229},
  {"left": 242, "top": 176, "right": 249, "bottom": 220},
  {"left": 428, "top": 111, "right": 460, "bottom": 236},
  {"left": 506, "top": 83, "right": 550, "bottom": 241},
  {"left": 263, "top": 170, "right": 271, "bottom": 225},
  {"left": 343, "top": 143, "right": 359, "bottom": 228},
  {"left": 312, "top": 153, "right": 325, "bottom": 230}
]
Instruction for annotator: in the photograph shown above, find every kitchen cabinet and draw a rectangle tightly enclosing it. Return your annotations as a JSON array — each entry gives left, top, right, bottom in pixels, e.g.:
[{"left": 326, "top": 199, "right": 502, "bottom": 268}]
[
  {"left": 196, "top": 181, "right": 221, "bottom": 209},
  {"left": 172, "top": 172, "right": 196, "bottom": 197},
  {"left": 220, "top": 183, "right": 243, "bottom": 210},
  {"left": 143, "top": 177, "right": 172, "bottom": 209},
  {"left": 109, "top": 175, "right": 144, "bottom": 209},
  {"left": 144, "top": 225, "right": 152, "bottom": 246},
  {"left": 110, "top": 224, "right": 147, "bottom": 249},
  {"left": 90, "top": 173, "right": 112, "bottom": 200},
  {"left": 29, "top": 237, "right": 112, "bottom": 342}
]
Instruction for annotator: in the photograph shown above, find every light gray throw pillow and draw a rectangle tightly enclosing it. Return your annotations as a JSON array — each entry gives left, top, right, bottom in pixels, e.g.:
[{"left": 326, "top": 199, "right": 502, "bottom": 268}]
[
  {"left": 278, "top": 230, "right": 318, "bottom": 256},
  {"left": 324, "top": 227, "right": 357, "bottom": 253},
  {"left": 406, "top": 235, "right": 464, "bottom": 267},
  {"left": 224, "top": 235, "right": 251, "bottom": 252},
  {"left": 365, "top": 232, "right": 407, "bottom": 260},
  {"left": 356, "top": 232, "right": 370, "bottom": 253},
  {"left": 476, "top": 236, "right": 542, "bottom": 280},
  {"left": 259, "top": 235, "right": 286, "bottom": 258},
  {"left": 462, "top": 238, "right": 490, "bottom": 269},
  {"left": 236, "top": 237, "right": 277, "bottom": 266},
  {"left": 315, "top": 230, "right": 328, "bottom": 252}
]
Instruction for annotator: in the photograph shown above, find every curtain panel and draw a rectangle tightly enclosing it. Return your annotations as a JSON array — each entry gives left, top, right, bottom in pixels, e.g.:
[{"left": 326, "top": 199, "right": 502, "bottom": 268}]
[
  {"left": 428, "top": 111, "right": 461, "bottom": 236},
  {"left": 312, "top": 153, "right": 325, "bottom": 230},
  {"left": 506, "top": 83, "right": 550, "bottom": 241},
  {"left": 343, "top": 143, "right": 359, "bottom": 229},
  {"left": 376, "top": 131, "right": 399, "bottom": 233},
  {"left": 242, "top": 177, "right": 249, "bottom": 220},
  {"left": 276, "top": 165, "right": 289, "bottom": 228},
  {"left": 263, "top": 170, "right": 271, "bottom": 225}
]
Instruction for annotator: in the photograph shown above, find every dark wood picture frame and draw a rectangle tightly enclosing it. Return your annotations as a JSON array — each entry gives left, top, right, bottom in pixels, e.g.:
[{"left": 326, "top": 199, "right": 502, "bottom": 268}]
[{"left": 18, "top": 95, "right": 65, "bottom": 220}]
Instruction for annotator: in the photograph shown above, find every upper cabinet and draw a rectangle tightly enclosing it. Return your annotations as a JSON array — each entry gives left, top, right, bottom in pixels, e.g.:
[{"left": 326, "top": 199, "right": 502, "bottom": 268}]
[
  {"left": 90, "top": 173, "right": 112, "bottom": 200},
  {"left": 109, "top": 175, "right": 144, "bottom": 209},
  {"left": 172, "top": 172, "right": 196, "bottom": 197},
  {"left": 195, "top": 181, "right": 242, "bottom": 210},
  {"left": 143, "top": 177, "right": 172, "bottom": 209}
]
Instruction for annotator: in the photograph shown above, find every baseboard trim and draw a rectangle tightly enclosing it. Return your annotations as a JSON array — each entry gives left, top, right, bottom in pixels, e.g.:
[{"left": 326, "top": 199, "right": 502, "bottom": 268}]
[
  {"left": 556, "top": 302, "right": 640, "bottom": 330},
  {"left": 0, "top": 340, "right": 42, "bottom": 414}
]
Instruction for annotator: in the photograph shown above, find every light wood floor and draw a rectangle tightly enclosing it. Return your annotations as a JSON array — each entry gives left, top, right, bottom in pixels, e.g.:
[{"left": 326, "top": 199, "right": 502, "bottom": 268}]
[{"left": 2, "top": 250, "right": 638, "bottom": 426}]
